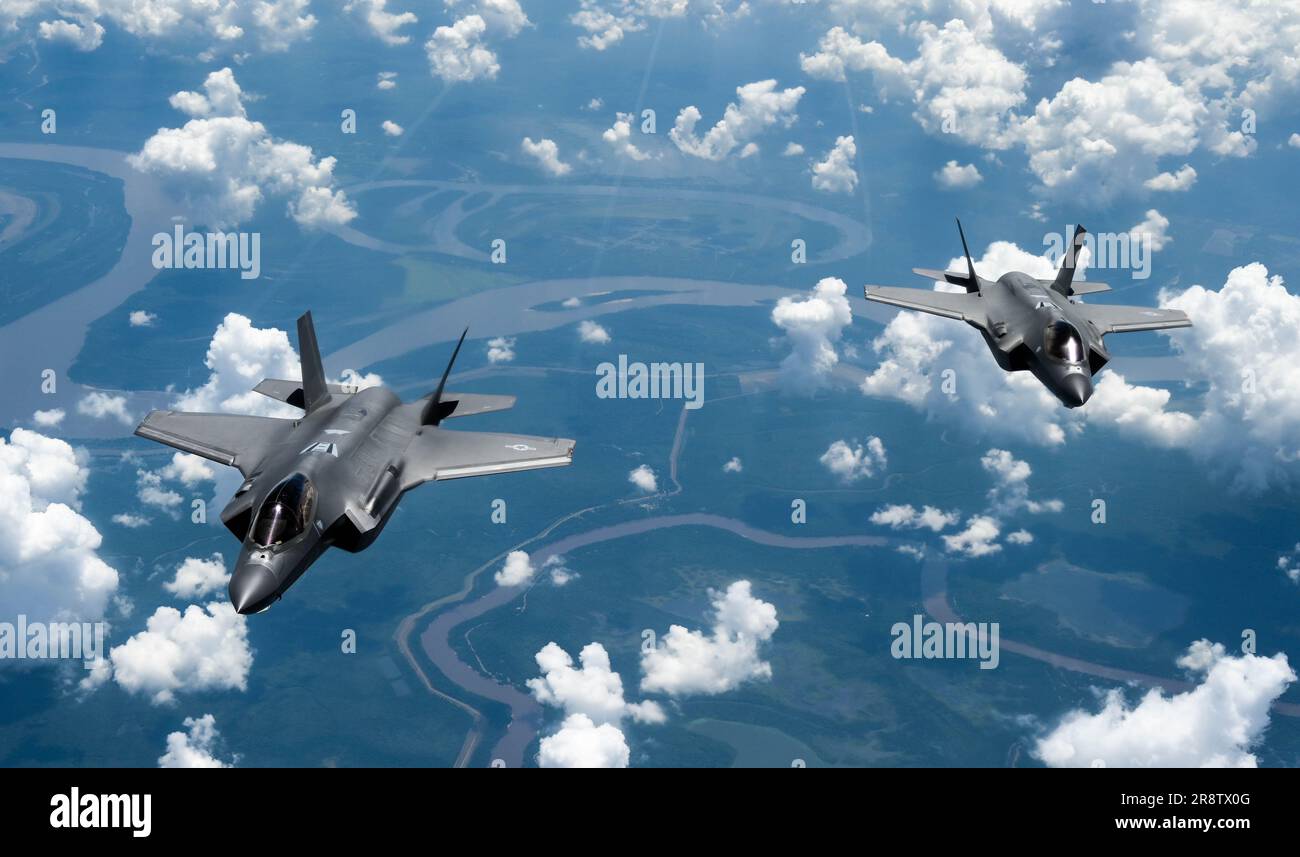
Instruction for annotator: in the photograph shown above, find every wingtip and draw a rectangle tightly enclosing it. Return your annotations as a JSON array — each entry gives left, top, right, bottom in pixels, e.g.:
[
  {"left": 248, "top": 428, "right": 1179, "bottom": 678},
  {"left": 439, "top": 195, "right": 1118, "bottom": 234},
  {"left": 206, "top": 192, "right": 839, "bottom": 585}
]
[{"left": 132, "top": 410, "right": 162, "bottom": 437}]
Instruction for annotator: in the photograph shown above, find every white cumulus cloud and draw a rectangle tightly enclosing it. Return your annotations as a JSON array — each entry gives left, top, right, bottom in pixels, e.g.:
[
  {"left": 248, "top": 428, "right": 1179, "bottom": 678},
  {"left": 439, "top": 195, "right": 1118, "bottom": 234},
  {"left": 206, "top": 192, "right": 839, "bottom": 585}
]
[
  {"left": 129, "top": 68, "right": 355, "bottom": 230},
  {"left": 771, "top": 277, "right": 853, "bottom": 391},
  {"left": 801, "top": 21, "right": 1026, "bottom": 148},
  {"left": 347, "top": 0, "right": 417, "bottom": 45},
  {"left": 1034, "top": 640, "right": 1295, "bottom": 768},
  {"left": 981, "top": 448, "right": 1062, "bottom": 515},
  {"left": 1144, "top": 164, "right": 1197, "bottom": 191},
  {"left": 521, "top": 137, "right": 573, "bottom": 177},
  {"left": 494, "top": 550, "right": 535, "bottom": 587},
  {"left": 569, "top": 0, "right": 748, "bottom": 52},
  {"left": 640, "top": 580, "right": 779, "bottom": 696},
  {"left": 797, "top": 2, "right": 1300, "bottom": 204},
  {"left": 819, "top": 437, "right": 887, "bottom": 482},
  {"left": 1011, "top": 59, "right": 1207, "bottom": 205},
  {"left": 942, "top": 515, "right": 1002, "bottom": 557},
  {"left": 872, "top": 447, "right": 1058, "bottom": 556},
  {"left": 1, "top": 0, "right": 316, "bottom": 56},
  {"left": 99, "top": 601, "right": 252, "bottom": 705},
  {"left": 164, "top": 554, "right": 229, "bottom": 600},
  {"left": 1087, "top": 263, "right": 1300, "bottom": 492},
  {"left": 0, "top": 429, "right": 118, "bottom": 627},
  {"left": 528, "top": 641, "right": 664, "bottom": 768},
  {"left": 77, "top": 392, "right": 132, "bottom": 426},
  {"left": 536, "top": 713, "right": 630, "bottom": 767},
  {"left": 811, "top": 135, "right": 858, "bottom": 193},
  {"left": 578, "top": 320, "right": 611, "bottom": 344},
  {"left": 426, "top": 15, "right": 499, "bottom": 82},
  {"left": 486, "top": 336, "right": 516, "bottom": 363},
  {"left": 32, "top": 409, "right": 65, "bottom": 428},
  {"left": 425, "top": 5, "right": 527, "bottom": 83},
  {"left": 602, "top": 112, "right": 652, "bottom": 160},
  {"left": 670, "top": 79, "right": 805, "bottom": 161},
  {"left": 159, "top": 713, "right": 235, "bottom": 768},
  {"left": 628, "top": 464, "right": 658, "bottom": 493},
  {"left": 869, "top": 504, "right": 960, "bottom": 532},
  {"left": 935, "top": 160, "right": 983, "bottom": 189}
]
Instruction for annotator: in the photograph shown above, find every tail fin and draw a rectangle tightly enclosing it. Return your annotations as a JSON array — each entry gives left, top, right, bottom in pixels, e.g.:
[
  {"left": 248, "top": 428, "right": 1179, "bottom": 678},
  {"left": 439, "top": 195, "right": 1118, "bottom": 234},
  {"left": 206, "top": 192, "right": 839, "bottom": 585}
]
[
  {"left": 1051, "top": 225, "right": 1088, "bottom": 295},
  {"left": 296, "top": 311, "right": 332, "bottom": 414},
  {"left": 420, "top": 327, "right": 469, "bottom": 426},
  {"left": 955, "top": 219, "right": 980, "bottom": 293}
]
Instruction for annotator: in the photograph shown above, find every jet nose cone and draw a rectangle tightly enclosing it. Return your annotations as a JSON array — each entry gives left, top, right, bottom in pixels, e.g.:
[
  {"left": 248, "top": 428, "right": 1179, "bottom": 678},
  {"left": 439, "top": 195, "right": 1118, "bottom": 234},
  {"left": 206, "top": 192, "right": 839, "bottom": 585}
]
[
  {"left": 229, "top": 565, "right": 278, "bottom": 615},
  {"left": 1059, "top": 373, "right": 1093, "bottom": 408}
]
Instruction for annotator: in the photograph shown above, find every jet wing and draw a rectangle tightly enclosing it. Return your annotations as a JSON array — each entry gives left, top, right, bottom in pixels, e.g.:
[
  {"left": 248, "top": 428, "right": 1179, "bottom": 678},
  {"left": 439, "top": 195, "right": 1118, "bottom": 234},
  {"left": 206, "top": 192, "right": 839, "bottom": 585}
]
[
  {"left": 135, "top": 411, "right": 296, "bottom": 476},
  {"left": 1074, "top": 304, "right": 1192, "bottom": 335},
  {"left": 400, "top": 428, "right": 574, "bottom": 489},
  {"left": 865, "top": 286, "right": 986, "bottom": 324}
]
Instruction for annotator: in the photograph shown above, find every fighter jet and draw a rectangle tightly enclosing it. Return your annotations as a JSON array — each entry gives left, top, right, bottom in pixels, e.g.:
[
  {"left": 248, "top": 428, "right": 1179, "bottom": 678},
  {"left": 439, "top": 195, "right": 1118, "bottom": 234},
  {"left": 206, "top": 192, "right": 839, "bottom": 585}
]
[
  {"left": 864, "top": 222, "right": 1191, "bottom": 408},
  {"left": 134, "top": 312, "right": 575, "bottom": 614}
]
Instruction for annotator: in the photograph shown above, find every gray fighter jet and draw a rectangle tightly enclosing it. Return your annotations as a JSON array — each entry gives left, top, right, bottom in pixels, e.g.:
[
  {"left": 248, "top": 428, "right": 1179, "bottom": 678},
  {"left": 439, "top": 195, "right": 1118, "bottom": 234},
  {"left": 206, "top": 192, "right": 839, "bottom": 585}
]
[
  {"left": 135, "top": 312, "right": 575, "bottom": 614},
  {"left": 865, "top": 222, "right": 1191, "bottom": 408}
]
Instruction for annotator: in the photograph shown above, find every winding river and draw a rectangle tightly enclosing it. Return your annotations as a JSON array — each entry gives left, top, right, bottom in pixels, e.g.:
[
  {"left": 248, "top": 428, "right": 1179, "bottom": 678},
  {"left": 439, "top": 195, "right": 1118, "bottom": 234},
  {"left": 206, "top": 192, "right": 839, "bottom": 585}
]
[{"left": 395, "top": 398, "right": 1300, "bottom": 769}]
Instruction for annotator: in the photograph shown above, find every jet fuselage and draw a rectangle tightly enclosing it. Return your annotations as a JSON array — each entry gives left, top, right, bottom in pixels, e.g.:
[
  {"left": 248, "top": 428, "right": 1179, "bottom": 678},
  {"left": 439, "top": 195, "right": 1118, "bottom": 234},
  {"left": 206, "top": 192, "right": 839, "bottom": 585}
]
[
  {"left": 973, "top": 271, "right": 1099, "bottom": 408},
  {"left": 223, "top": 386, "right": 410, "bottom": 614}
]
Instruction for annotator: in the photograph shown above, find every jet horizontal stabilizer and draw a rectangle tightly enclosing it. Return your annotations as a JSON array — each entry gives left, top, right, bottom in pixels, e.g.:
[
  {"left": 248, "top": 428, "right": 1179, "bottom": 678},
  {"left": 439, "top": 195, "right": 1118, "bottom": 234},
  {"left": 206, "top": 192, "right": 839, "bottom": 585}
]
[
  {"left": 254, "top": 378, "right": 373, "bottom": 409},
  {"left": 913, "top": 268, "right": 978, "bottom": 288},
  {"left": 1034, "top": 278, "right": 1111, "bottom": 296},
  {"left": 436, "top": 392, "right": 516, "bottom": 419}
]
